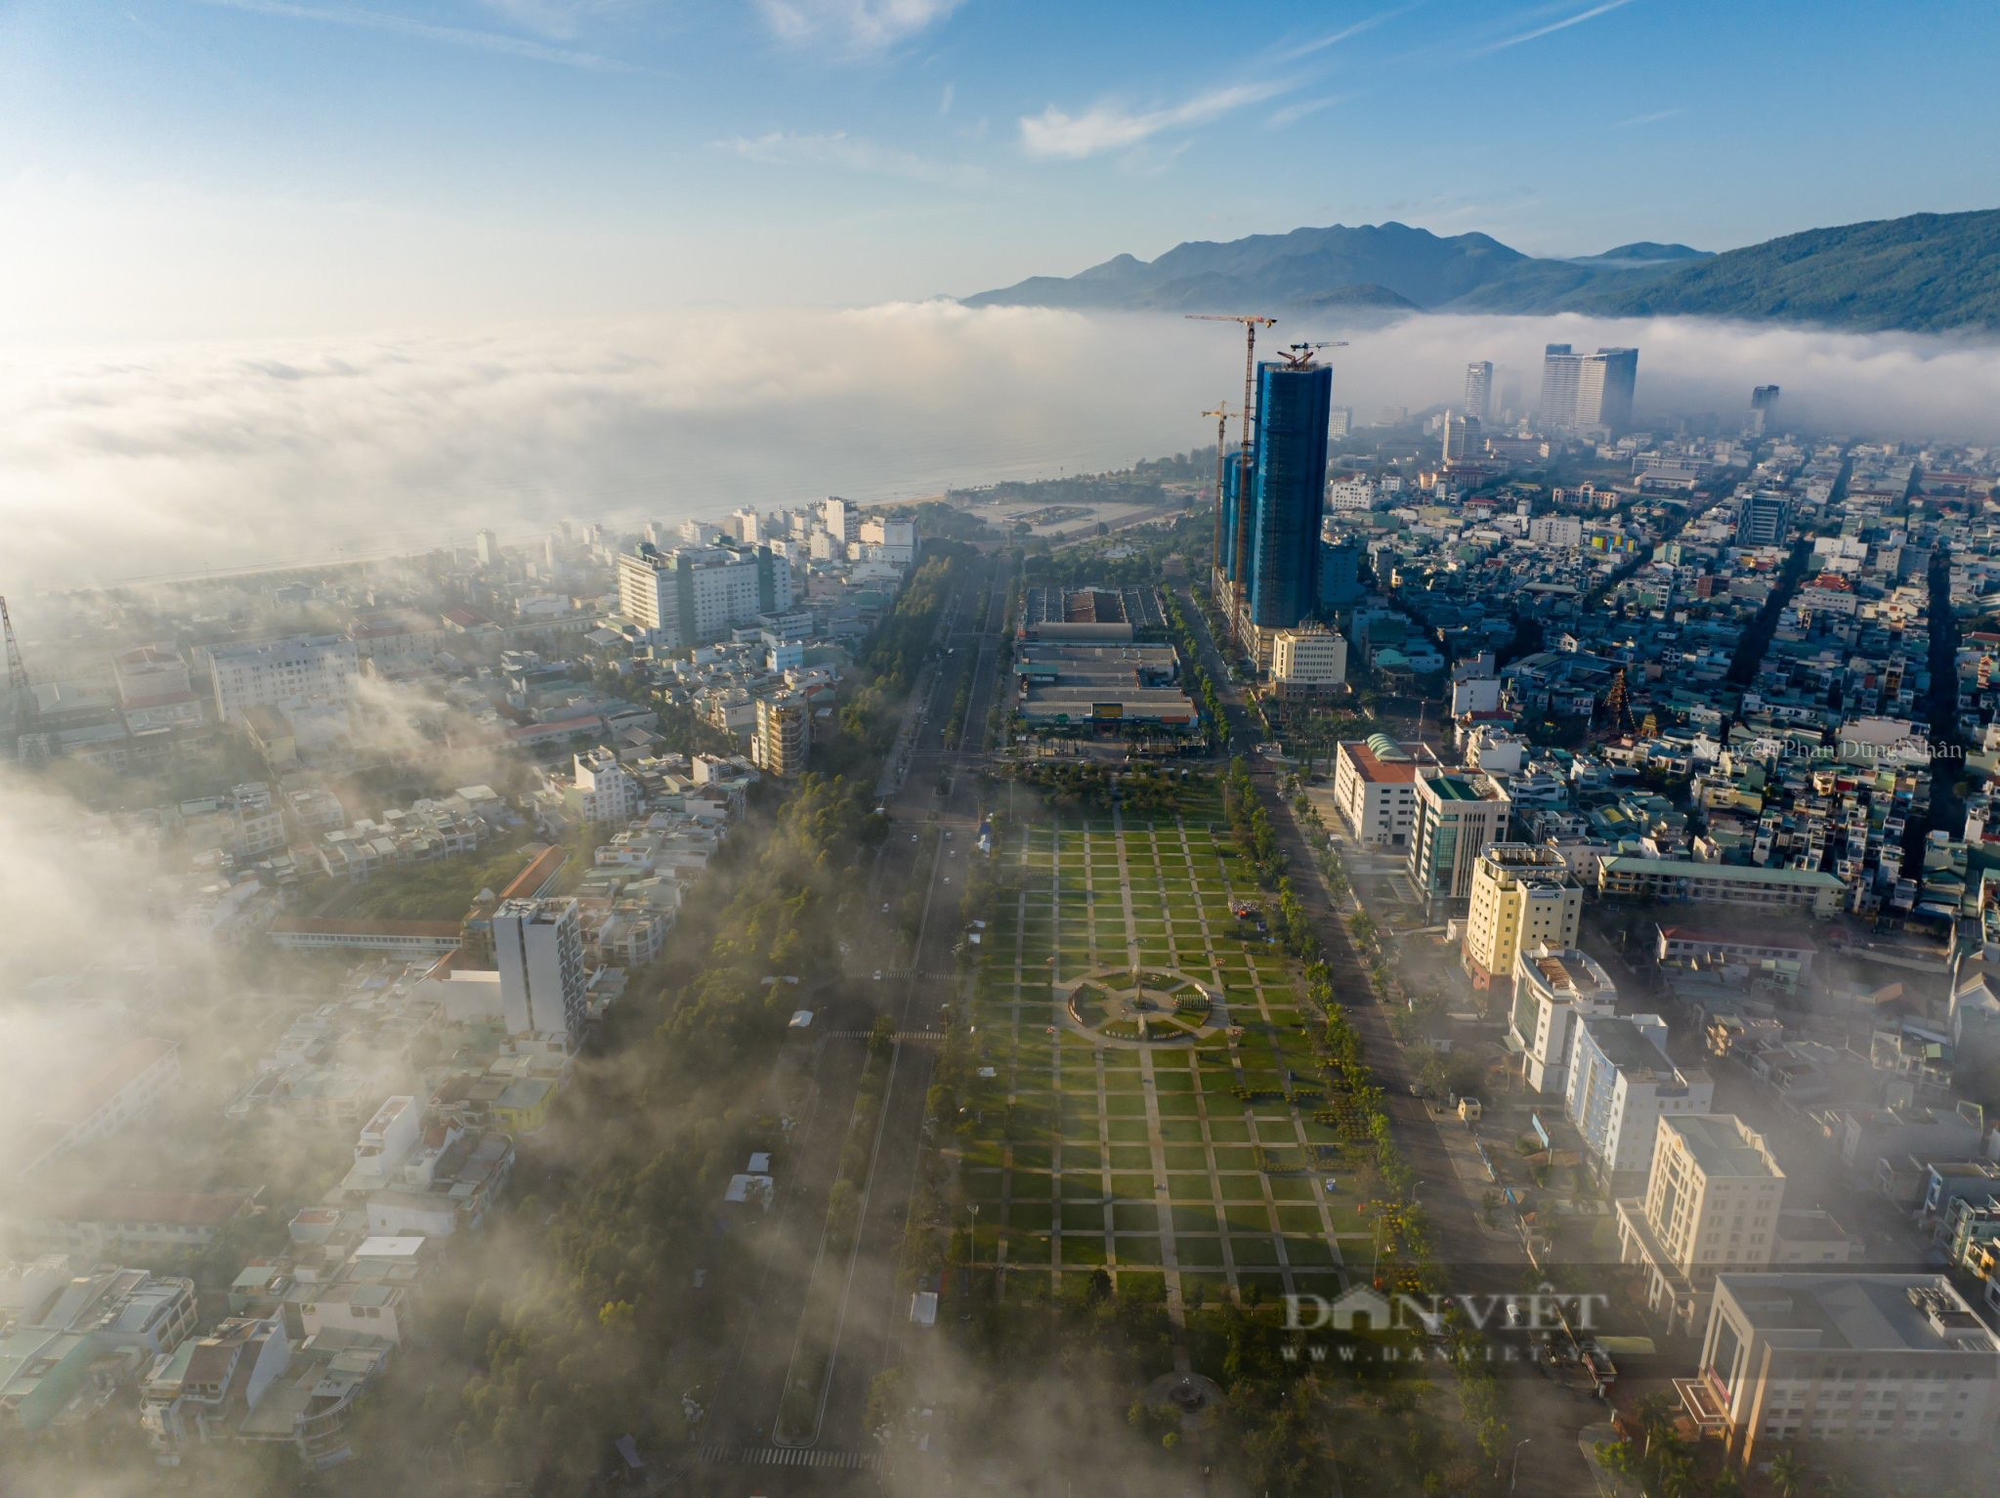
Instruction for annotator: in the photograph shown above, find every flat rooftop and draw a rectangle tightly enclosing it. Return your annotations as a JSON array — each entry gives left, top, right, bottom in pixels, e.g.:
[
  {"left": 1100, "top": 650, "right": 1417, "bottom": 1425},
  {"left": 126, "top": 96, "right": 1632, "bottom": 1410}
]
[
  {"left": 1665, "top": 1114, "right": 1781, "bottom": 1180},
  {"left": 1718, "top": 1273, "right": 2000, "bottom": 1352},
  {"left": 1602, "top": 857, "right": 1844, "bottom": 890}
]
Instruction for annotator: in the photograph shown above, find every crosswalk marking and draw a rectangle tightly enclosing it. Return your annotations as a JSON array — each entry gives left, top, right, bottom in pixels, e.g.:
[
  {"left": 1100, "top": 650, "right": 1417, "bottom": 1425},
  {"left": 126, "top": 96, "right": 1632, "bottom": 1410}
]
[
  {"left": 829, "top": 1029, "right": 946, "bottom": 1041},
  {"left": 696, "top": 1445, "right": 879, "bottom": 1470}
]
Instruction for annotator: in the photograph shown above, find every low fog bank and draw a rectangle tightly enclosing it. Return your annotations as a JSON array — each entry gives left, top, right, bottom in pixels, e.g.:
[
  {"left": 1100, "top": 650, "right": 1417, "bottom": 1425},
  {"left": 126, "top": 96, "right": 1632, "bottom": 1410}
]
[{"left": 5, "top": 304, "right": 2000, "bottom": 588}]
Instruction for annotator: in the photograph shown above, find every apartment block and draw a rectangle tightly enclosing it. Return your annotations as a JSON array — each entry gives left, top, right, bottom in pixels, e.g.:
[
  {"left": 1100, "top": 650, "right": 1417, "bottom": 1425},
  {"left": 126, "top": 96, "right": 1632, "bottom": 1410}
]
[
  {"left": 1565, "top": 1014, "right": 1714, "bottom": 1191},
  {"left": 1617, "top": 1114, "right": 1787, "bottom": 1333},
  {"left": 492, "top": 898, "right": 587, "bottom": 1049},
  {"left": 615, "top": 542, "right": 794, "bottom": 648},
  {"left": 752, "top": 693, "right": 810, "bottom": 779},
  {"left": 208, "top": 635, "right": 358, "bottom": 723},
  {"left": 1508, "top": 946, "right": 1617, "bottom": 1094},
  {"left": 1463, "top": 843, "right": 1582, "bottom": 989}
]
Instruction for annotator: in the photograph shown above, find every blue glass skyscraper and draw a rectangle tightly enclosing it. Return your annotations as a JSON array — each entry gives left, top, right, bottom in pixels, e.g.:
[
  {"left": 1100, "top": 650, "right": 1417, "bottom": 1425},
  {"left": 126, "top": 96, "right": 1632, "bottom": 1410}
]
[
  {"left": 1247, "top": 359, "right": 1333, "bottom": 629},
  {"left": 1221, "top": 449, "right": 1254, "bottom": 584}
]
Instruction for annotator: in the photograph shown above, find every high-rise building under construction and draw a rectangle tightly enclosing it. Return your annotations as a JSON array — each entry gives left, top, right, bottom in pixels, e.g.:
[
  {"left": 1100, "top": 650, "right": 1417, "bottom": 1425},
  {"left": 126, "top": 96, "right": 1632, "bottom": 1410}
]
[{"left": 1245, "top": 358, "right": 1334, "bottom": 632}]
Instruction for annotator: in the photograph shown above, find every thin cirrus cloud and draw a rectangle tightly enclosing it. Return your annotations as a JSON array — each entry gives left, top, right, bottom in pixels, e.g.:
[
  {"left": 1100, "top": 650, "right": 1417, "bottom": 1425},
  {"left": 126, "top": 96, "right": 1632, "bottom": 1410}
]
[
  {"left": 1276, "top": 3, "right": 1414, "bottom": 62},
  {"left": 717, "top": 130, "right": 988, "bottom": 188},
  {"left": 192, "top": 0, "right": 644, "bottom": 70},
  {"left": 750, "top": 0, "right": 965, "bottom": 52},
  {"left": 1472, "top": 0, "right": 1639, "bottom": 55},
  {"left": 1266, "top": 94, "right": 1350, "bottom": 130},
  {"left": 1615, "top": 107, "right": 1682, "bottom": 128},
  {"left": 1019, "top": 80, "right": 1291, "bottom": 161}
]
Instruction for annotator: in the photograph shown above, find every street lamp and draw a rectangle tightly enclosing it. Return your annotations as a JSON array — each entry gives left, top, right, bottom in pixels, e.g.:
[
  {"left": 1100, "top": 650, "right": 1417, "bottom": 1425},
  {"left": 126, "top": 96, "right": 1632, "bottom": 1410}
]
[{"left": 1508, "top": 1437, "right": 1532, "bottom": 1492}]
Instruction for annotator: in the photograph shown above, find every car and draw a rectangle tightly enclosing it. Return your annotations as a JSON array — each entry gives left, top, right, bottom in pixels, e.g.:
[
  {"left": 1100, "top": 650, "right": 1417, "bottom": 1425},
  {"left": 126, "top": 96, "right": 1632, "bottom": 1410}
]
[
  {"left": 943, "top": 877, "right": 951, "bottom": 885},
  {"left": 912, "top": 833, "right": 919, "bottom": 842},
  {"left": 1323, "top": 1177, "right": 1338, "bottom": 1193},
  {"left": 1408, "top": 1081, "right": 1423, "bottom": 1097},
  {"left": 1507, "top": 1302, "right": 1527, "bottom": 1327},
  {"left": 873, "top": 970, "right": 883, "bottom": 981},
  {"left": 881, "top": 902, "right": 891, "bottom": 913}
]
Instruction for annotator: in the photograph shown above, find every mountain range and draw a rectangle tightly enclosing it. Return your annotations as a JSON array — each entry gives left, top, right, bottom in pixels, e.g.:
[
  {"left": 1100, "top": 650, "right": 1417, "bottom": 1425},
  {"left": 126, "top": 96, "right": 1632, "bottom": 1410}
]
[{"left": 962, "top": 209, "right": 2000, "bottom": 334}]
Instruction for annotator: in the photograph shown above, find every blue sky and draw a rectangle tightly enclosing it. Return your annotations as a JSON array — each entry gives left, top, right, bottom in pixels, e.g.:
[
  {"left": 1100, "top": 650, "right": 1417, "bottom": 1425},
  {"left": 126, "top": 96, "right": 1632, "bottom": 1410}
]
[{"left": 3, "top": 0, "right": 1996, "bottom": 338}]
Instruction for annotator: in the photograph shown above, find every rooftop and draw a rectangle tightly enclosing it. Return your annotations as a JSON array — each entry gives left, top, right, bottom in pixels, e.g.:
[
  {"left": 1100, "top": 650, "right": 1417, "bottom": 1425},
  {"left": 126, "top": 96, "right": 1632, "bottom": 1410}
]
[
  {"left": 1718, "top": 1273, "right": 2000, "bottom": 1353},
  {"left": 1602, "top": 856, "right": 1845, "bottom": 890},
  {"left": 1665, "top": 1114, "right": 1782, "bottom": 1180},
  {"left": 1344, "top": 739, "right": 1417, "bottom": 785}
]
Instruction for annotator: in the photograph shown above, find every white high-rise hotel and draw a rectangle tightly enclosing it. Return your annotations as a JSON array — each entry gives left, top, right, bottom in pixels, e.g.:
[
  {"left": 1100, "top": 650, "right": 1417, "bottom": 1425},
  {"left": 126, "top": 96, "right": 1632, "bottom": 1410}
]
[{"left": 615, "top": 542, "right": 795, "bottom": 649}]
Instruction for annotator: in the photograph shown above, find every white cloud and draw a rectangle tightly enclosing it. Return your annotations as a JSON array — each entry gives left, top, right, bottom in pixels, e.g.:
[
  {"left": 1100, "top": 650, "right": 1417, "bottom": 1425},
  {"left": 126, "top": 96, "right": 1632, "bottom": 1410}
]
[
  {"left": 6, "top": 306, "right": 1999, "bottom": 590},
  {"left": 474, "top": 1, "right": 632, "bottom": 40},
  {"left": 1266, "top": 94, "right": 1348, "bottom": 130},
  {"left": 750, "top": 0, "right": 964, "bottom": 53},
  {"left": 717, "top": 130, "right": 987, "bottom": 188},
  {"left": 1473, "top": 0, "right": 1638, "bottom": 55},
  {"left": 1019, "top": 81, "right": 1290, "bottom": 161},
  {"left": 194, "top": 0, "right": 643, "bottom": 71},
  {"left": 1614, "top": 107, "right": 1682, "bottom": 128}
]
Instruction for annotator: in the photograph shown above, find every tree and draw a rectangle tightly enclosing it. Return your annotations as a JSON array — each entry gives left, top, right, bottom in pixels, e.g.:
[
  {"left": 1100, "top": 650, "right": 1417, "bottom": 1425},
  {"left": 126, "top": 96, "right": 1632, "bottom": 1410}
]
[{"left": 1769, "top": 1451, "right": 1809, "bottom": 1498}]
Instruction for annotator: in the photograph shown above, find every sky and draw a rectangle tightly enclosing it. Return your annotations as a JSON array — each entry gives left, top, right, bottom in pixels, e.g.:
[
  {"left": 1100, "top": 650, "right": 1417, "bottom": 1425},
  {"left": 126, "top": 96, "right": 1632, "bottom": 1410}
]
[{"left": 3, "top": 0, "right": 1998, "bottom": 341}]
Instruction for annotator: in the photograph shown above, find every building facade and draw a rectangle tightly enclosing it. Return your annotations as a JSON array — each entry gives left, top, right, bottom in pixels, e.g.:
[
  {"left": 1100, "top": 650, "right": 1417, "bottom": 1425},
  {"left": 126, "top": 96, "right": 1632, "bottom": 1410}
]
[
  {"left": 1509, "top": 946, "right": 1617, "bottom": 1094},
  {"left": 1464, "top": 360, "right": 1493, "bottom": 422},
  {"left": 1408, "top": 770, "right": 1512, "bottom": 905},
  {"left": 1463, "top": 843, "right": 1582, "bottom": 989},
  {"left": 1244, "top": 358, "right": 1334, "bottom": 634},
  {"left": 1617, "top": 1114, "right": 1787, "bottom": 1334},
  {"left": 615, "top": 543, "right": 794, "bottom": 648},
  {"left": 1270, "top": 624, "right": 1348, "bottom": 695},
  {"left": 1333, "top": 735, "right": 1420, "bottom": 849},
  {"left": 492, "top": 898, "right": 587, "bottom": 1048},
  {"left": 208, "top": 636, "right": 358, "bottom": 723},
  {"left": 751, "top": 694, "right": 810, "bottom": 778},
  {"left": 1565, "top": 1013, "right": 1714, "bottom": 1191},
  {"left": 1682, "top": 1274, "right": 2000, "bottom": 1466}
]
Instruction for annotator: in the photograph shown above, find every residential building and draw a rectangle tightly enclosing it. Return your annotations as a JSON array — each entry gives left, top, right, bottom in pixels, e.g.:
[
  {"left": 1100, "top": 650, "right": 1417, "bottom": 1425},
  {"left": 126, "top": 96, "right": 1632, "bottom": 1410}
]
[
  {"left": 207, "top": 635, "right": 357, "bottom": 723},
  {"left": 614, "top": 542, "right": 794, "bottom": 648},
  {"left": 1617, "top": 1114, "right": 1788, "bottom": 1333},
  {"left": 1680, "top": 1274, "right": 2000, "bottom": 1465},
  {"left": 1464, "top": 360, "right": 1493, "bottom": 422},
  {"left": 0, "top": 1264, "right": 199, "bottom": 1432},
  {"left": 1737, "top": 491, "right": 1793, "bottom": 547},
  {"left": 1269, "top": 624, "right": 1348, "bottom": 696},
  {"left": 751, "top": 693, "right": 811, "bottom": 778},
  {"left": 1408, "top": 769, "right": 1512, "bottom": 906},
  {"left": 1318, "top": 536, "right": 1366, "bottom": 607},
  {"left": 492, "top": 898, "right": 587, "bottom": 1048},
  {"left": 1463, "top": 844, "right": 1582, "bottom": 990},
  {"left": 1244, "top": 356, "right": 1334, "bottom": 644},
  {"left": 1598, "top": 856, "right": 1846, "bottom": 918},
  {"left": 9, "top": 1189, "right": 255, "bottom": 1260},
  {"left": 1528, "top": 515, "right": 1584, "bottom": 548},
  {"left": 1508, "top": 945, "right": 1618, "bottom": 1094},
  {"left": 567, "top": 746, "right": 641, "bottom": 823},
  {"left": 1565, "top": 1014, "right": 1714, "bottom": 1191},
  {"left": 1333, "top": 735, "right": 1421, "bottom": 848},
  {"left": 1540, "top": 345, "right": 1639, "bottom": 435},
  {"left": 1747, "top": 384, "right": 1782, "bottom": 437}
]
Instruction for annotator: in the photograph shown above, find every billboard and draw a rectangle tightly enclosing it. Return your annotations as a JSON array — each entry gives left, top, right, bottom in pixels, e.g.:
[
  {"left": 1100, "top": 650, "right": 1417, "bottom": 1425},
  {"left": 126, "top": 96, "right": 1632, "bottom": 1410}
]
[{"left": 1092, "top": 702, "right": 1124, "bottom": 721}]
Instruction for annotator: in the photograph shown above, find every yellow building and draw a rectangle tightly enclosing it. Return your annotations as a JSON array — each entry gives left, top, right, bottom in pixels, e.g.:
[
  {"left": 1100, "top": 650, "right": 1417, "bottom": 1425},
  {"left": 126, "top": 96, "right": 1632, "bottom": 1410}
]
[
  {"left": 1462, "top": 843, "right": 1581, "bottom": 989},
  {"left": 1617, "top": 1114, "right": 1786, "bottom": 1333}
]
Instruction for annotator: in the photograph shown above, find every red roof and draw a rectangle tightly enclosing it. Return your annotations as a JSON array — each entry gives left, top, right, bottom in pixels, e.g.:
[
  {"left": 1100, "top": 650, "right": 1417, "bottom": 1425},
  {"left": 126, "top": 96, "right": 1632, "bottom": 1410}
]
[
  {"left": 1345, "top": 744, "right": 1417, "bottom": 784},
  {"left": 499, "top": 844, "right": 567, "bottom": 901}
]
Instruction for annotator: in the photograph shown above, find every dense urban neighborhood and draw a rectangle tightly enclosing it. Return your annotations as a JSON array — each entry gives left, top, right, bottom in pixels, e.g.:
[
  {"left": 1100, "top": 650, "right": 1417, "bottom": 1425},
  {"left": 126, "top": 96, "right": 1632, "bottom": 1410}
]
[{"left": 8, "top": 347, "right": 2000, "bottom": 1498}]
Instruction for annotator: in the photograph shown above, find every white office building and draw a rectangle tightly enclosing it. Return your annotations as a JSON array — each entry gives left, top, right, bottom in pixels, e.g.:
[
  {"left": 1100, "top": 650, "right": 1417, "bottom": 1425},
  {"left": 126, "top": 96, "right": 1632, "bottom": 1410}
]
[
  {"left": 1565, "top": 1013, "right": 1714, "bottom": 1191},
  {"left": 615, "top": 543, "right": 795, "bottom": 649},
  {"left": 1682, "top": 1274, "right": 2000, "bottom": 1467},
  {"left": 569, "top": 746, "right": 641, "bottom": 823},
  {"left": 1508, "top": 945, "right": 1617, "bottom": 1094},
  {"left": 207, "top": 636, "right": 358, "bottom": 723}
]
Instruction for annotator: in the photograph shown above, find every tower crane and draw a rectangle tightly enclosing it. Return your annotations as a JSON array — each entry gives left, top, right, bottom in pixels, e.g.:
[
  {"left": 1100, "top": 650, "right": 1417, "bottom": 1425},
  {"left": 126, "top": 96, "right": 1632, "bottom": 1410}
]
[
  {"left": 1187, "top": 316, "right": 1275, "bottom": 623},
  {"left": 1277, "top": 339, "right": 1349, "bottom": 369},
  {"left": 1184, "top": 314, "right": 1275, "bottom": 466},
  {"left": 1200, "top": 403, "right": 1231, "bottom": 589}
]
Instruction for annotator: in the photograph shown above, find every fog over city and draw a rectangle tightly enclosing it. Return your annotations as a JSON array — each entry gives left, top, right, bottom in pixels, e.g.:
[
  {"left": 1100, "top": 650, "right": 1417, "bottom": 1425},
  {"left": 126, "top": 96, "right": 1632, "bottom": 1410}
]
[{"left": 7, "top": 303, "right": 2000, "bottom": 588}]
